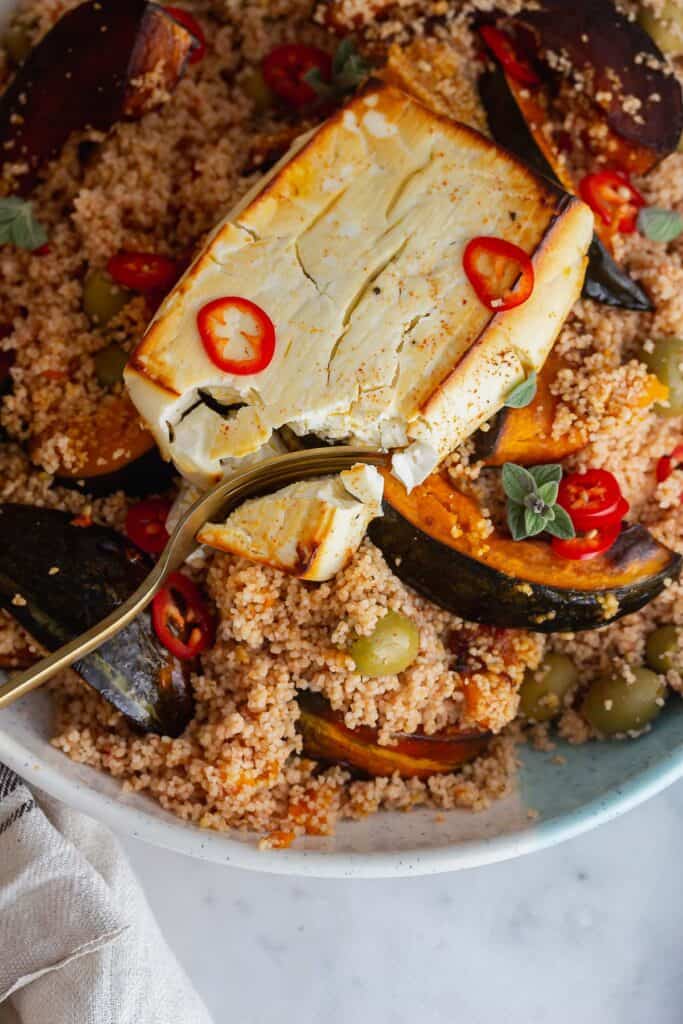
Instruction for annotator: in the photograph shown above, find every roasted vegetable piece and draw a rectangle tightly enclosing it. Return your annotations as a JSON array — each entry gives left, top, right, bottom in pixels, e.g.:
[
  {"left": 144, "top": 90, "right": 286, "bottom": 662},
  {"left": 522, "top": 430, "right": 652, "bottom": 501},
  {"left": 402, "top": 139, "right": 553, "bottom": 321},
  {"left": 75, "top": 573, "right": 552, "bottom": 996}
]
[
  {"left": 0, "top": 504, "right": 193, "bottom": 735},
  {"left": 506, "top": 0, "right": 683, "bottom": 160},
  {"left": 582, "top": 667, "right": 666, "bottom": 735},
  {"left": 478, "top": 66, "right": 653, "bottom": 311},
  {"left": 639, "top": 2, "right": 683, "bottom": 57},
  {"left": 29, "top": 394, "right": 175, "bottom": 498},
  {"left": 368, "top": 471, "right": 682, "bottom": 633},
  {"left": 474, "top": 355, "right": 587, "bottom": 466},
  {"left": 0, "top": 0, "right": 195, "bottom": 195},
  {"left": 298, "top": 693, "right": 490, "bottom": 779}
]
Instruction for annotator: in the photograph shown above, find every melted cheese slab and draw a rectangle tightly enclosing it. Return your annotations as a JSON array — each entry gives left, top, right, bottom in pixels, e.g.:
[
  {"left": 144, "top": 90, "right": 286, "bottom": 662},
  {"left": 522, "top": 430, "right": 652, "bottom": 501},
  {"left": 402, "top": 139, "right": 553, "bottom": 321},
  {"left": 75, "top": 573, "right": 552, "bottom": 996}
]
[
  {"left": 125, "top": 83, "right": 593, "bottom": 488},
  {"left": 197, "top": 464, "right": 383, "bottom": 581}
]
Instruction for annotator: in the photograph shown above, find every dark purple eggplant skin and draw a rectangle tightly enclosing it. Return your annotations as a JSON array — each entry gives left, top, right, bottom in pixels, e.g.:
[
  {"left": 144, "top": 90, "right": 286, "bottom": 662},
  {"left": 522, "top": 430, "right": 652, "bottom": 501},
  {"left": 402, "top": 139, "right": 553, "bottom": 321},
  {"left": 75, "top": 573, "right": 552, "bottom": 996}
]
[
  {"left": 509, "top": 0, "right": 683, "bottom": 157},
  {"left": 478, "top": 68, "right": 654, "bottom": 313},
  {"left": 0, "top": 503, "right": 194, "bottom": 736},
  {"left": 0, "top": 0, "right": 194, "bottom": 195}
]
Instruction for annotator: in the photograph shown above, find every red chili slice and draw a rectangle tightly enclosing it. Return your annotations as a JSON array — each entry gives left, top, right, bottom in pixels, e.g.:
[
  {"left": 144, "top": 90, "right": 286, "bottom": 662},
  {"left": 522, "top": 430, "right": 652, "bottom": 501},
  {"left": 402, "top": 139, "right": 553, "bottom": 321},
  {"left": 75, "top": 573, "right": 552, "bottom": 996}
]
[
  {"left": 463, "top": 236, "right": 534, "bottom": 312},
  {"left": 656, "top": 443, "right": 683, "bottom": 484},
  {"left": 557, "top": 468, "right": 625, "bottom": 532},
  {"left": 125, "top": 498, "right": 172, "bottom": 555},
  {"left": 197, "top": 296, "right": 275, "bottom": 375},
  {"left": 165, "top": 6, "right": 206, "bottom": 63},
  {"left": 578, "top": 171, "right": 645, "bottom": 235},
  {"left": 479, "top": 25, "right": 540, "bottom": 86},
  {"left": 107, "top": 251, "right": 178, "bottom": 293},
  {"left": 262, "top": 43, "right": 332, "bottom": 108},
  {"left": 152, "top": 572, "right": 214, "bottom": 660},
  {"left": 551, "top": 520, "right": 622, "bottom": 561}
]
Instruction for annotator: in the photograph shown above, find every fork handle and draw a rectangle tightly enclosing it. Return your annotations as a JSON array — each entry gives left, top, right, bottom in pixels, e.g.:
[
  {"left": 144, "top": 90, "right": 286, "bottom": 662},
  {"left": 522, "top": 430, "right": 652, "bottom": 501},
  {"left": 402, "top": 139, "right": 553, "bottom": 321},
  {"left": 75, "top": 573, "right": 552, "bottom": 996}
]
[{"left": 0, "top": 560, "right": 168, "bottom": 710}]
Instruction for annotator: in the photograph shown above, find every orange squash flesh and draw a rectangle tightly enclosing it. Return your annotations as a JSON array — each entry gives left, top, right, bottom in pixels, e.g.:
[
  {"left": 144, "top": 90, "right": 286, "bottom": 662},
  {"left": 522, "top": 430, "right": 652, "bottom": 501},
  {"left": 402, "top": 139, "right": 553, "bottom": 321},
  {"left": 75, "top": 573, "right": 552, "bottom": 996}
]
[
  {"left": 30, "top": 394, "right": 156, "bottom": 480},
  {"left": 368, "top": 470, "right": 682, "bottom": 632},
  {"left": 477, "top": 357, "right": 667, "bottom": 467},
  {"left": 298, "top": 694, "right": 490, "bottom": 779}
]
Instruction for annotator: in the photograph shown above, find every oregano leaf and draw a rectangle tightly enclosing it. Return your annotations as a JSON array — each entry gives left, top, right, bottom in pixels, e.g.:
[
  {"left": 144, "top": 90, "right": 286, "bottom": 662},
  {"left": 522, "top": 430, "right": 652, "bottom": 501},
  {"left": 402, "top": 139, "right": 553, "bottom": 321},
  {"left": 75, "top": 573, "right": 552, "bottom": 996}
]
[
  {"left": 544, "top": 505, "right": 576, "bottom": 539},
  {"left": 529, "top": 463, "right": 563, "bottom": 488},
  {"left": 507, "top": 501, "right": 527, "bottom": 541},
  {"left": 637, "top": 206, "right": 683, "bottom": 244},
  {"left": 524, "top": 506, "right": 547, "bottom": 537},
  {"left": 0, "top": 196, "right": 47, "bottom": 250},
  {"left": 537, "top": 480, "right": 559, "bottom": 506},
  {"left": 502, "top": 462, "right": 537, "bottom": 504},
  {"left": 504, "top": 370, "right": 537, "bottom": 409}
]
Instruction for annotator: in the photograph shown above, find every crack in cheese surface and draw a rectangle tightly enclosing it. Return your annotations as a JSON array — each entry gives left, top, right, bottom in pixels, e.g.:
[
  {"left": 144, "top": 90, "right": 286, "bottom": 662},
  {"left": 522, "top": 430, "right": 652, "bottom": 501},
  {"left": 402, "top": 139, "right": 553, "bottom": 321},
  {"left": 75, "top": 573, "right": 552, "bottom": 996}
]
[
  {"left": 125, "top": 84, "right": 593, "bottom": 488},
  {"left": 197, "top": 464, "right": 384, "bottom": 581}
]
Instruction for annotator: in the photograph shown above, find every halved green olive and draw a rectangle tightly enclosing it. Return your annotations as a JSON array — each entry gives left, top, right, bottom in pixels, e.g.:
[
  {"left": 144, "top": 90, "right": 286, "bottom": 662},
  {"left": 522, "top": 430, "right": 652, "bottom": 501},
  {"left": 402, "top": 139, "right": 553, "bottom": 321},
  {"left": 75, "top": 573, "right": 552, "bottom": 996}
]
[
  {"left": 639, "top": 3, "right": 683, "bottom": 56},
  {"left": 582, "top": 667, "right": 667, "bottom": 736},
  {"left": 519, "top": 652, "right": 579, "bottom": 722},
  {"left": 642, "top": 337, "right": 683, "bottom": 417},
  {"left": 94, "top": 343, "right": 127, "bottom": 387},
  {"left": 83, "top": 269, "right": 131, "bottom": 326},
  {"left": 646, "top": 625, "right": 680, "bottom": 673},
  {"left": 4, "top": 20, "right": 33, "bottom": 64},
  {"left": 242, "top": 67, "right": 274, "bottom": 113},
  {"left": 350, "top": 611, "right": 420, "bottom": 677}
]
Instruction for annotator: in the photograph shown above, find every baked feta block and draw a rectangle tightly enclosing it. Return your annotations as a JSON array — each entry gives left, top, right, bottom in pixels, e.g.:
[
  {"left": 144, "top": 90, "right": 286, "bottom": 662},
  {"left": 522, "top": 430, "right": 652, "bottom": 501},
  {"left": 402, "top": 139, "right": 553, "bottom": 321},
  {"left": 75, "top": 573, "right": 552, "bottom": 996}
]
[
  {"left": 197, "top": 463, "right": 383, "bottom": 581},
  {"left": 125, "top": 82, "right": 593, "bottom": 489}
]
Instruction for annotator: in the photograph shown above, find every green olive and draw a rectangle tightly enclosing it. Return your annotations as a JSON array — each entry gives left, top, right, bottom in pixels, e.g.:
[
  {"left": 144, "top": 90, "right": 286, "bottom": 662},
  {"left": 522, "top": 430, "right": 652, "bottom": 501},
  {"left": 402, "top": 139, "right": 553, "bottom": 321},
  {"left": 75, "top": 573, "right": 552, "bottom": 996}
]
[
  {"left": 582, "top": 667, "right": 667, "bottom": 736},
  {"left": 242, "top": 67, "right": 274, "bottom": 113},
  {"left": 519, "top": 652, "right": 579, "bottom": 722},
  {"left": 645, "top": 625, "right": 680, "bottom": 673},
  {"left": 94, "top": 343, "right": 127, "bottom": 387},
  {"left": 83, "top": 270, "right": 131, "bottom": 326},
  {"left": 642, "top": 337, "right": 683, "bottom": 417},
  {"left": 4, "top": 21, "right": 33, "bottom": 64},
  {"left": 350, "top": 611, "right": 420, "bottom": 677},
  {"left": 639, "top": 3, "right": 683, "bottom": 56}
]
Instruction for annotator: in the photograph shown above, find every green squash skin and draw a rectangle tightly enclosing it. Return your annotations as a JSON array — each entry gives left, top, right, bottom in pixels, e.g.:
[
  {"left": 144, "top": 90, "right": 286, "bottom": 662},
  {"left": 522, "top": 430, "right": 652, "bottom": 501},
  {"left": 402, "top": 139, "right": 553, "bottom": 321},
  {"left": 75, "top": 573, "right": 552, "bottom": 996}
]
[
  {"left": 0, "top": 504, "right": 194, "bottom": 735},
  {"left": 369, "top": 508, "right": 682, "bottom": 634},
  {"left": 478, "top": 68, "right": 653, "bottom": 313}
]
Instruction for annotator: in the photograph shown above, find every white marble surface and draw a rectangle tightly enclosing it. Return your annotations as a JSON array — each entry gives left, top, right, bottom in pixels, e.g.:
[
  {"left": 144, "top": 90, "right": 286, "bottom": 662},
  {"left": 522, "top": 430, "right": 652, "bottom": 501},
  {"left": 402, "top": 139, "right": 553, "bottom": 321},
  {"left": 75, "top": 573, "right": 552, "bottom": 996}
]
[{"left": 121, "top": 782, "right": 683, "bottom": 1024}]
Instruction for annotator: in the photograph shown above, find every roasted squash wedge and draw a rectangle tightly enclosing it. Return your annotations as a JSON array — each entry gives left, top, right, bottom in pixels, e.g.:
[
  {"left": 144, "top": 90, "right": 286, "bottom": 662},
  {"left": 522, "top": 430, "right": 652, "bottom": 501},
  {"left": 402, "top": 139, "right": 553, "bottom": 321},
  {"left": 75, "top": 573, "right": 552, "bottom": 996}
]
[
  {"left": 298, "top": 693, "right": 490, "bottom": 779},
  {"left": 474, "top": 357, "right": 667, "bottom": 466},
  {"left": 29, "top": 394, "right": 174, "bottom": 496},
  {"left": 369, "top": 471, "right": 681, "bottom": 633}
]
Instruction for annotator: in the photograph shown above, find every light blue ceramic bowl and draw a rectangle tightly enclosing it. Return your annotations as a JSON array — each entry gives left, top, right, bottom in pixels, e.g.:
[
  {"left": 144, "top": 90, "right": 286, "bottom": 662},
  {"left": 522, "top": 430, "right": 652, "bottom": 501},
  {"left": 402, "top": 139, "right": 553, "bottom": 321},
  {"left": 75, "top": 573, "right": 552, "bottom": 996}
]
[{"left": 1, "top": 688, "right": 682, "bottom": 876}]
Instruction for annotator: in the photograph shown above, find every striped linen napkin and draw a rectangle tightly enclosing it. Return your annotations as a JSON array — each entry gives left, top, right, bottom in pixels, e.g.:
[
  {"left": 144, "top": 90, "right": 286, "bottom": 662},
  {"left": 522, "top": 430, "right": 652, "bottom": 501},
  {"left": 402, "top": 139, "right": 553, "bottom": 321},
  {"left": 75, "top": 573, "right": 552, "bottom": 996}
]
[{"left": 0, "top": 763, "right": 213, "bottom": 1024}]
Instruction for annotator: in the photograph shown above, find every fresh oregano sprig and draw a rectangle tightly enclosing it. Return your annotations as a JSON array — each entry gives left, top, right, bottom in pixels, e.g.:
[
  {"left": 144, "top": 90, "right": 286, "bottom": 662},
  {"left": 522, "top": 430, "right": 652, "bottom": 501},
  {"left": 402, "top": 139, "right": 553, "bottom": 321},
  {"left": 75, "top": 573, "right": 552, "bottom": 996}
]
[
  {"left": 304, "top": 37, "right": 370, "bottom": 102},
  {"left": 502, "top": 462, "right": 575, "bottom": 541}
]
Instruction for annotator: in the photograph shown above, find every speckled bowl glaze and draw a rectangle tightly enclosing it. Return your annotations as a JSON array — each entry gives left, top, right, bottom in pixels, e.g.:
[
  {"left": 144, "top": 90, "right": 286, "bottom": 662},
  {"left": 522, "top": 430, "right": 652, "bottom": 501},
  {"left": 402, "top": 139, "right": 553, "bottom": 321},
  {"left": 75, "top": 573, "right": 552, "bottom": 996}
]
[
  {"left": 2, "top": 689, "right": 683, "bottom": 876},
  {"left": 2, "top": 0, "right": 683, "bottom": 877}
]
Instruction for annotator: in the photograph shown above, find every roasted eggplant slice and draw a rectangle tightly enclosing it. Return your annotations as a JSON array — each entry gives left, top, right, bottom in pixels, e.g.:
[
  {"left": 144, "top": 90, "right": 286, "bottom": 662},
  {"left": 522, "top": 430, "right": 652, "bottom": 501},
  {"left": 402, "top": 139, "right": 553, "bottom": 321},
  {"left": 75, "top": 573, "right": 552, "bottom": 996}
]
[
  {"left": 298, "top": 693, "right": 490, "bottom": 779},
  {"left": 479, "top": 67, "right": 653, "bottom": 311},
  {"left": 512, "top": 0, "right": 683, "bottom": 160},
  {"left": 0, "top": 0, "right": 195, "bottom": 195},
  {"left": 0, "top": 504, "right": 194, "bottom": 735},
  {"left": 369, "top": 471, "right": 681, "bottom": 633}
]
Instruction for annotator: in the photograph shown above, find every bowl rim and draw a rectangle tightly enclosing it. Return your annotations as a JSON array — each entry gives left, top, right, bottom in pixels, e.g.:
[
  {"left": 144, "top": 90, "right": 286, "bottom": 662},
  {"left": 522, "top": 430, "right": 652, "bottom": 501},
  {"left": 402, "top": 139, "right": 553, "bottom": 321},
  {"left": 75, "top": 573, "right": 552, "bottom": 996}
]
[{"left": 2, "top": 725, "right": 683, "bottom": 877}]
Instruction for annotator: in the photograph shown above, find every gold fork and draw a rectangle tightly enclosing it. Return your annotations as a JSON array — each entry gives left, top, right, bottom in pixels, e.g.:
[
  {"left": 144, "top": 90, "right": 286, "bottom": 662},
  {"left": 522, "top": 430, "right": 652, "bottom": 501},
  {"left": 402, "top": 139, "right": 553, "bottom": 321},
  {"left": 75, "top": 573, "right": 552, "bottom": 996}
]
[{"left": 0, "top": 446, "right": 389, "bottom": 712}]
